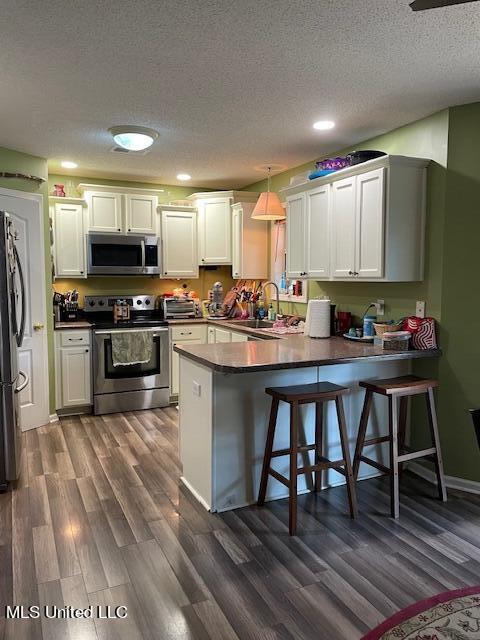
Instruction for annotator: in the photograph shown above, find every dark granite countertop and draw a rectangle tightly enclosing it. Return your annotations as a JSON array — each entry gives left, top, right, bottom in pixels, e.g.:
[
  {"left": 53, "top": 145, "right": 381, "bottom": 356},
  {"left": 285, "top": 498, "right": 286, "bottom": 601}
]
[{"left": 174, "top": 335, "right": 441, "bottom": 374}]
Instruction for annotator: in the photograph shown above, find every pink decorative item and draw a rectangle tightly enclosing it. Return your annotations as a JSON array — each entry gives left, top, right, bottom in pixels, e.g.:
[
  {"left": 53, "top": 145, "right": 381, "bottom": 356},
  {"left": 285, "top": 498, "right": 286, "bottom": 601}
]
[
  {"left": 53, "top": 184, "right": 66, "bottom": 197},
  {"left": 403, "top": 316, "right": 437, "bottom": 349}
]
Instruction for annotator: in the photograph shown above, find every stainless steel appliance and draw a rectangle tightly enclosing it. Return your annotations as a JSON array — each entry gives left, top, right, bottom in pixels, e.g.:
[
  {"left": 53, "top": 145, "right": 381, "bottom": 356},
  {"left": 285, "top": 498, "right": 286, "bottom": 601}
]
[
  {"left": 87, "top": 234, "right": 161, "bottom": 275},
  {"left": 162, "top": 296, "right": 197, "bottom": 320},
  {"left": 0, "top": 211, "right": 28, "bottom": 489},
  {"left": 84, "top": 295, "right": 169, "bottom": 414}
]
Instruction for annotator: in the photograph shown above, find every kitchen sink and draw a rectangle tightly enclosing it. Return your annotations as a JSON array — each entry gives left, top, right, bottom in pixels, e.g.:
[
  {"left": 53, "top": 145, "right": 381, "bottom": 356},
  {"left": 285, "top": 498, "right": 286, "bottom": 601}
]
[{"left": 226, "top": 319, "right": 275, "bottom": 329}]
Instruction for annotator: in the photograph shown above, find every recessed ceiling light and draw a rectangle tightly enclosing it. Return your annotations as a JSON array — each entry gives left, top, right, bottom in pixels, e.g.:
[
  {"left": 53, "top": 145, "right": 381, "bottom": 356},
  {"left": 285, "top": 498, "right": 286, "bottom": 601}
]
[
  {"left": 109, "top": 125, "right": 158, "bottom": 151},
  {"left": 61, "top": 160, "right": 78, "bottom": 169},
  {"left": 313, "top": 120, "right": 335, "bottom": 131},
  {"left": 177, "top": 173, "right": 191, "bottom": 181}
]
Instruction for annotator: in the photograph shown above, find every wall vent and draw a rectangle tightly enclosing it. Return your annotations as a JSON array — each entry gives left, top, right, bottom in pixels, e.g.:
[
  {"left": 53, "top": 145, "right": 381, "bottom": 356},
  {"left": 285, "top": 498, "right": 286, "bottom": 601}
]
[{"left": 110, "top": 146, "right": 150, "bottom": 156}]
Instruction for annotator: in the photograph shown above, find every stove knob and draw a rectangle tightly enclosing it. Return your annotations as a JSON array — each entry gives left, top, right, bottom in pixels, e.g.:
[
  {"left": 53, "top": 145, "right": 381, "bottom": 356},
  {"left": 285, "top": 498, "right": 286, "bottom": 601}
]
[
  {"left": 145, "top": 299, "right": 151, "bottom": 306},
  {"left": 99, "top": 300, "right": 104, "bottom": 307},
  {"left": 136, "top": 300, "right": 142, "bottom": 305},
  {"left": 89, "top": 301, "right": 95, "bottom": 307}
]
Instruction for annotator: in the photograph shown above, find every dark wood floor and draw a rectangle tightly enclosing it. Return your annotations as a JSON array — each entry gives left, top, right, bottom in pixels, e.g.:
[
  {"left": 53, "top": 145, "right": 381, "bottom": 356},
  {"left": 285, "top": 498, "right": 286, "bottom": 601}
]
[{"left": 1, "top": 408, "right": 480, "bottom": 640}]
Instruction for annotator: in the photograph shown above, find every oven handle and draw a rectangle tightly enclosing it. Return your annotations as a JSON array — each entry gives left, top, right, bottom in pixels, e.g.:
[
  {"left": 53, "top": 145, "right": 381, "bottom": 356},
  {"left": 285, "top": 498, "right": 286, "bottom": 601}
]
[{"left": 94, "top": 327, "right": 168, "bottom": 335}]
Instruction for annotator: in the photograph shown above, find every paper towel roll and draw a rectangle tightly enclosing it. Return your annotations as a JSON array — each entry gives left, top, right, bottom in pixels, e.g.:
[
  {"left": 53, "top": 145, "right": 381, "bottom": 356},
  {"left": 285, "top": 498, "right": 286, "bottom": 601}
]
[{"left": 305, "top": 299, "right": 331, "bottom": 338}]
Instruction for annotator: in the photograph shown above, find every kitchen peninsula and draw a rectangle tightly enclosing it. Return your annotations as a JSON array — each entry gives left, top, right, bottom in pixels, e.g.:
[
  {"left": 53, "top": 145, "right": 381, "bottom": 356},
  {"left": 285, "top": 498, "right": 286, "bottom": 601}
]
[{"left": 175, "top": 333, "right": 440, "bottom": 512}]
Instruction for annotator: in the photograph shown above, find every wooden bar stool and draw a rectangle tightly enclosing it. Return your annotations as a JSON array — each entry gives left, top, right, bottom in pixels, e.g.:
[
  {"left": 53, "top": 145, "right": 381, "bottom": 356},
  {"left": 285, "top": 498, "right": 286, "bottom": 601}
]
[
  {"left": 257, "top": 381, "right": 357, "bottom": 536},
  {"left": 353, "top": 375, "right": 447, "bottom": 518}
]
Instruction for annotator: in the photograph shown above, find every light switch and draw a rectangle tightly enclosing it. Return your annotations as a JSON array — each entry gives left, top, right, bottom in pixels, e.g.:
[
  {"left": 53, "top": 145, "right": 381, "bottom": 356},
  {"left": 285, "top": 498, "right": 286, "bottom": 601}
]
[
  {"left": 376, "top": 299, "right": 385, "bottom": 317},
  {"left": 192, "top": 381, "right": 201, "bottom": 397},
  {"left": 416, "top": 301, "right": 426, "bottom": 318}
]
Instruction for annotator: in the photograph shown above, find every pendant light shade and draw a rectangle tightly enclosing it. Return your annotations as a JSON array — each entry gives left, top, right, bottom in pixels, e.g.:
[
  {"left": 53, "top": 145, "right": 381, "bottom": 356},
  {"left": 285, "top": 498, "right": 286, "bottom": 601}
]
[{"left": 251, "top": 167, "right": 286, "bottom": 221}]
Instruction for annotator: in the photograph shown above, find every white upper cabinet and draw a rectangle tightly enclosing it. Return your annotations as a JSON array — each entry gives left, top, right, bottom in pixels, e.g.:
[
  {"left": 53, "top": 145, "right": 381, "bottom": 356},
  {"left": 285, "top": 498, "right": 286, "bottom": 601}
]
[
  {"left": 232, "top": 202, "right": 268, "bottom": 280},
  {"left": 283, "top": 155, "right": 428, "bottom": 282},
  {"left": 286, "top": 193, "right": 306, "bottom": 278},
  {"left": 159, "top": 206, "right": 198, "bottom": 278},
  {"left": 197, "top": 197, "right": 232, "bottom": 265},
  {"left": 306, "top": 184, "right": 330, "bottom": 279},
  {"left": 188, "top": 191, "right": 259, "bottom": 266},
  {"left": 355, "top": 168, "right": 385, "bottom": 279},
  {"left": 331, "top": 176, "right": 357, "bottom": 278},
  {"left": 79, "top": 185, "right": 160, "bottom": 235},
  {"left": 125, "top": 194, "right": 157, "bottom": 234},
  {"left": 87, "top": 192, "right": 123, "bottom": 233},
  {"left": 53, "top": 200, "right": 86, "bottom": 278}
]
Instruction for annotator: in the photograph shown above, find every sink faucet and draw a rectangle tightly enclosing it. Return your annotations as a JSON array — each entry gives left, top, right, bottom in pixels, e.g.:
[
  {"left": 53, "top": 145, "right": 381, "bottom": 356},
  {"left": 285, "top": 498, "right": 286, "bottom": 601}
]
[{"left": 262, "top": 281, "right": 280, "bottom": 319}]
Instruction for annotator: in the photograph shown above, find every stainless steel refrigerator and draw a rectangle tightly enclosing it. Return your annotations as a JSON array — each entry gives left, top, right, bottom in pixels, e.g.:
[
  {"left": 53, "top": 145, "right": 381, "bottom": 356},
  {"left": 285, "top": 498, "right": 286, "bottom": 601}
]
[{"left": 0, "top": 211, "right": 28, "bottom": 490}]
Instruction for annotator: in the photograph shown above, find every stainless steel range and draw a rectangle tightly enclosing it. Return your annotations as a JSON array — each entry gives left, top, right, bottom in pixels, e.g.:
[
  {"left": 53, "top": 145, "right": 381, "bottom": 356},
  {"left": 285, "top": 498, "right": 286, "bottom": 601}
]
[{"left": 84, "top": 295, "right": 169, "bottom": 415}]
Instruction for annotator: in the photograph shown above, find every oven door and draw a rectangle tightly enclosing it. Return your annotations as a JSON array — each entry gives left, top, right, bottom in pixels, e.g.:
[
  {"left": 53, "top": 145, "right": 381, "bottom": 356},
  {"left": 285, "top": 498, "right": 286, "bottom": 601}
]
[
  {"left": 93, "top": 327, "right": 169, "bottom": 395},
  {"left": 87, "top": 234, "right": 161, "bottom": 275}
]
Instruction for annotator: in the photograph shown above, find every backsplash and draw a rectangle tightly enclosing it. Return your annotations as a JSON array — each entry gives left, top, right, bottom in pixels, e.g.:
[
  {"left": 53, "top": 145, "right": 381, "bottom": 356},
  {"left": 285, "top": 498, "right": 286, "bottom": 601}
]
[{"left": 53, "top": 266, "right": 236, "bottom": 308}]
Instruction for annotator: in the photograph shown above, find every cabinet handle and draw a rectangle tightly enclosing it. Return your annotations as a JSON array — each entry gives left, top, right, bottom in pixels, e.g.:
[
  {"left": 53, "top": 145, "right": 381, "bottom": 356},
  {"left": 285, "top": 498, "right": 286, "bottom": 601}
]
[
  {"left": 118, "top": 228, "right": 121, "bottom": 231},
  {"left": 68, "top": 337, "right": 83, "bottom": 341},
  {"left": 128, "top": 228, "right": 131, "bottom": 232},
  {"left": 348, "top": 270, "right": 353, "bottom": 276},
  {"left": 201, "top": 258, "right": 205, "bottom": 262},
  {"left": 85, "top": 349, "right": 89, "bottom": 353},
  {"left": 180, "top": 331, "right": 192, "bottom": 336},
  {"left": 80, "top": 270, "right": 84, "bottom": 274}
]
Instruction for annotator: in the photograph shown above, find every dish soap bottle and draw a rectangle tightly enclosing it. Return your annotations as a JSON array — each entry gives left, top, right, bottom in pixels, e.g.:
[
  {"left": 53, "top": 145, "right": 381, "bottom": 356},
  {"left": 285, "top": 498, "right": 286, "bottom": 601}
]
[{"left": 268, "top": 303, "right": 276, "bottom": 321}]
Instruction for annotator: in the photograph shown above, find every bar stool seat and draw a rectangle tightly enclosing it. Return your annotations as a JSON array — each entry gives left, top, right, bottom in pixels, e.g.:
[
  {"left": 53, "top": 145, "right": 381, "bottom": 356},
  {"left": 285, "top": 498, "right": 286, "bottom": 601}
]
[
  {"left": 353, "top": 375, "right": 447, "bottom": 518},
  {"left": 258, "top": 381, "right": 357, "bottom": 536}
]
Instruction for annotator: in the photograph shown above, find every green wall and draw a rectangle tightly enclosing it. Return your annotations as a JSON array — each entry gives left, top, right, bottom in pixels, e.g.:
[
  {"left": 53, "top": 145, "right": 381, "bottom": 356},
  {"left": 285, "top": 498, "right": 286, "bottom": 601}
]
[{"left": 0, "top": 146, "right": 54, "bottom": 413}]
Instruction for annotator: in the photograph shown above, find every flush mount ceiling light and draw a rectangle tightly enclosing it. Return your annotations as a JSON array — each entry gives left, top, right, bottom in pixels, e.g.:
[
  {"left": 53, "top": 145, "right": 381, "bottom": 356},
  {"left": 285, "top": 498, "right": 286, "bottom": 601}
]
[
  {"left": 61, "top": 160, "right": 78, "bottom": 169},
  {"left": 313, "top": 120, "right": 335, "bottom": 131},
  {"left": 108, "top": 125, "right": 158, "bottom": 151},
  {"left": 177, "top": 173, "right": 191, "bottom": 181},
  {"left": 251, "top": 167, "right": 285, "bottom": 221}
]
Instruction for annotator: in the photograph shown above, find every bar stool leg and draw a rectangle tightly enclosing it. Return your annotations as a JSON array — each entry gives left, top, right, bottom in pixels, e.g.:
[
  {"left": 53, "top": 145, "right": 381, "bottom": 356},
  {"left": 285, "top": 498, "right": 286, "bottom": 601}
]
[
  {"left": 314, "top": 402, "right": 323, "bottom": 492},
  {"left": 397, "top": 396, "right": 409, "bottom": 476},
  {"left": 335, "top": 397, "right": 358, "bottom": 519},
  {"left": 426, "top": 388, "right": 448, "bottom": 502},
  {"left": 257, "top": 397, "right": 279, "bottom": 506},
  {"left": 389, "top": 395, "right": 400, "bottom": 518},
  {"left": 353, "top": 390, "right": 373, "bottom": 481},
  {"left": 289, "top": 401, "right": 299, "bottom": 536}
]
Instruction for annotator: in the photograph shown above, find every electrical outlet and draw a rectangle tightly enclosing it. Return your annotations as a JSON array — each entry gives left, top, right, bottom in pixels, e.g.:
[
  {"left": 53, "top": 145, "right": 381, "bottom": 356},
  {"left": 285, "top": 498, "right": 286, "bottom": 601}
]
[
  {"left": 376, "top": 299, "right": 385, "bottom": 317},
  {"left": 416, "top": 301, "right": 426, "bottom": 318}
]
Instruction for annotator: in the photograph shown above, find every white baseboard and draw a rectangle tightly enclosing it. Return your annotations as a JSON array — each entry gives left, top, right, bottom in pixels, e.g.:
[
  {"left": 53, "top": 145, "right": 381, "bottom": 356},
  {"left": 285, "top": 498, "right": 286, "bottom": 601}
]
[
  {"left": 49, "top": 413, "right": 59, "bottom": 423},
  {"left": 180, "top": 476, "right": 212, "bottom": 511},
  {"left": 409, "top": 462, "right": 480, "bottom": 495}
]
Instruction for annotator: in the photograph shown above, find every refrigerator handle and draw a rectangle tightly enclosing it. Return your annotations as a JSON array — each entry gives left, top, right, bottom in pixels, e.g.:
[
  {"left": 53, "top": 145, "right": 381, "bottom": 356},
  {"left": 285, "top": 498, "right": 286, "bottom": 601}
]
[
  {"left": 13, "top": 244, "right": 26, "bottom": 347},
  {"left": 15, "top": 370, "right": 29, "bottom": 394}
]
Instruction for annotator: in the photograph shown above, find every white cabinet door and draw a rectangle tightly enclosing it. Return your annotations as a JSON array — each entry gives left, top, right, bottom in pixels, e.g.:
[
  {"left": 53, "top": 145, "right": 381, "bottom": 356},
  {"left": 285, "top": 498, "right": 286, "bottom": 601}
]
[
  {"left": 355, "top": 168, "right": 385, "bottom": 279},
  {"left": 231, "top": 331, "right": 248, "bottom": 342},
  {"left": 231, "top": 206, "right": 243, "bottom": 279},
  {"left": 214, "top": 327, "right": 232, "bottom": 343},
  {"left": 54, "top": 202, "right": 86, "bottom": 278},
  {"left": 125, "top": 194, "right": 157, "bottom": 234},
  {"left": 198, "top": 198, "right": 232, "bottom": 265},
  {"left": 331, "top": 177, "right": 356, "bottom": 278},
  {"left": 87, "top": 192, "right": 123, "bottom": 233},
  {"left": 286, "top": 193, "right": 306, "bottom": 278},
  {"left": 306, "top": 185, "right": 330, "bottom": 279},
  {"left": 60, "top": 347, "right": 91, "bottom": 407},
  {"left": 161, "top": 209, "right": 198, "bottom": 278},
  {"left": 171, "top": 338, "right": 203, "bottom": 396},
  {"left": 207, "top": 326, "right": 215, "bottom": 344}
]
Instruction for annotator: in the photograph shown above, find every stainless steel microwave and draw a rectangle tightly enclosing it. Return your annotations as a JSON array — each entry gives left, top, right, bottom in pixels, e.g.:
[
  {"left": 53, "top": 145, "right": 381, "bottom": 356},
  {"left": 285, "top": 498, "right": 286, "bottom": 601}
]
[{"left": 87, "top": 234, "right": 161, "bottom": 276}]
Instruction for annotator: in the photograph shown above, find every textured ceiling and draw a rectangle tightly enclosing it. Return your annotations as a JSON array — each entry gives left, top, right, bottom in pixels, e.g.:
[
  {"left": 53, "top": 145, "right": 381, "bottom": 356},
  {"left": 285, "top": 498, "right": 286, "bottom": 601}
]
[{"left": 1, "top": 0, "right": 479, "bottom": 188}]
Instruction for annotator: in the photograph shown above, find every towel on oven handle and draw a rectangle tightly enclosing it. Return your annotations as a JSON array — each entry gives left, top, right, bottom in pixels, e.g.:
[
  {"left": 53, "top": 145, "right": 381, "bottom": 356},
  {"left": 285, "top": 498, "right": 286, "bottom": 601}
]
[{"left": 111, "top": 331, "right": 153, "bottom": 367}]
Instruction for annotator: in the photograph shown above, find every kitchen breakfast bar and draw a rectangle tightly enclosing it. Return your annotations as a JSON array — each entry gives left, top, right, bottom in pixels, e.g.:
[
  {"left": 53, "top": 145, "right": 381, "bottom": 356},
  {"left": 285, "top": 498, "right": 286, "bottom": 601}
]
[{"left": 174, "top": 335, "right": 441, "bottom": 513}]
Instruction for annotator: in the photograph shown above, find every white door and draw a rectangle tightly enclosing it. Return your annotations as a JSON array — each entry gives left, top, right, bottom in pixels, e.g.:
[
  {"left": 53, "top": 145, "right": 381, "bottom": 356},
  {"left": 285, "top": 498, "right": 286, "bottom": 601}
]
[
  {"left": 54, "top": 202, "right": 86, "bottom": 278},
  {"left": 60, "top": 347, "right": 91, "bottom": 407},
  {"left": 87, "top": 192, "right": 123, "bottom": 233},
  {"left": 161, "top": 209, "right": 198, "bottom": 278},
  {"left": 126, "top": 194, "right": 157, "bottom": 234},
  {"left": 207, "top": 326, "right": 215, "bottom": 344},
  {"left": 198, "top": 198, "right": 232, "bottom": 265},
  {"left": 355, "top": 168, "right": 385, "bottom": 279},
  {"left": 0, "top": 188, "right": 49, "bottom": 430},
  {"left": 331, "top": 177, "right": 357, "bottom": 278},
  {"left": 306, "top": 185, "right": 330, "bottom": 279},
  {"left": 231, "top": 207, "right": 243, "bottom": 279},
  {"left": 214, "top": 327, "right": 232, "bottom": 343},
  {"left": 286, "top": 193, "right": 306, "bottom": 278}
]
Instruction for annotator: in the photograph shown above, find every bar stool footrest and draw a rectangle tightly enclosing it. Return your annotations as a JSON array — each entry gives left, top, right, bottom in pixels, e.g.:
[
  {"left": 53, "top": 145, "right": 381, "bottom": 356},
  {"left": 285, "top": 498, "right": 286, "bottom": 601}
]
[
  {"left": 364, "top": 435, "right": 391, "bottom": 446},
  {"left": 397, "top": 447, "right": 437, "bottom": 463},
  {"left": 271, "top": 444, "right": 316, "bottom": 458},
  {"left": 358, "top": 455, "right": 390, "bottom": 475}
]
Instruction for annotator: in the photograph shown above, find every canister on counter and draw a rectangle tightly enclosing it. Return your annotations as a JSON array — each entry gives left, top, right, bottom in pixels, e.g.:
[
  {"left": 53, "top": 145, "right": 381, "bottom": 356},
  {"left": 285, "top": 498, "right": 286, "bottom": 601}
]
[{"left": 363, "top": 314, "right": 377, "bottom": 337}]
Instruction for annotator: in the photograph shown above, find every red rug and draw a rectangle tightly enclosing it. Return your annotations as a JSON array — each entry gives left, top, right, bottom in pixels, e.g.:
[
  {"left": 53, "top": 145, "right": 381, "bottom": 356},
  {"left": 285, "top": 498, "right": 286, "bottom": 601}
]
[{"left": 362, "top": 586, "right": 480, "bottom": 639}]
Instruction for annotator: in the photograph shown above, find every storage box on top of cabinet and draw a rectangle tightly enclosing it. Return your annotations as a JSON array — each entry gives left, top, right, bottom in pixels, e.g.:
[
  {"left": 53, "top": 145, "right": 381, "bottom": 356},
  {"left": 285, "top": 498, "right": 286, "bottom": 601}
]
[
  {"left": 187, "top": 190, "right": 258, "bottom": 266},
  {"left": 281, "top": 155, "right": 429, "bottom": 282}
]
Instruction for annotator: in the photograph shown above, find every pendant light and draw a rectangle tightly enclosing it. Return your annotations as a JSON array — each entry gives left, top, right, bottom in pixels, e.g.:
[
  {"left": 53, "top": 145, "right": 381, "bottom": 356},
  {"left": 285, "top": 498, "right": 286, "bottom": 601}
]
[{"left": 251, "top": 167, "right": 285, "bottom": 221}]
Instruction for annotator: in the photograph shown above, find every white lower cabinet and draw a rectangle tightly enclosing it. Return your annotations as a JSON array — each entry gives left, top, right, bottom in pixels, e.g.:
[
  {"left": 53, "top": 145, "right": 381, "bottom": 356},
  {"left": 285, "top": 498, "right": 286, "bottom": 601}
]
[
  {"left": 55, "top": 330, "right": 92, "bottom": 411},
  {"left": 207, "top": 326, "right": 248, "bottom": 344},
  {"left": 170, "top": 324, "right": 207, "bottom": 396}
]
